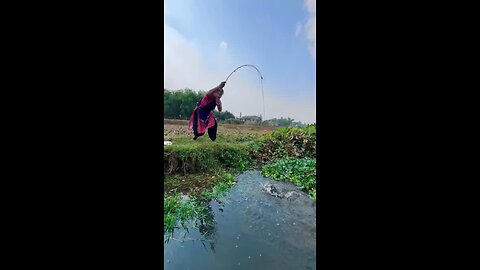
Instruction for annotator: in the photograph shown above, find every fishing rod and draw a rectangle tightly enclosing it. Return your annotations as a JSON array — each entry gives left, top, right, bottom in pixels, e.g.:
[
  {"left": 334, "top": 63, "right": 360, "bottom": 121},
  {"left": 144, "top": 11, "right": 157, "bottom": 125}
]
[
  {"left": 224, "top": 64, "right": 266, "bottom": 122},
  {"left": 225, "top": 64, "right": 263, "bottom": 82}
]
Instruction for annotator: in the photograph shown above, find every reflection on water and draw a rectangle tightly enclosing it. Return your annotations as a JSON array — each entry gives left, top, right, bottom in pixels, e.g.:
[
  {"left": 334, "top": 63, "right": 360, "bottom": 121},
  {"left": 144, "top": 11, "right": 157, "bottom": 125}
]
[
  {"left": 164, "top": 170, "right": 316, "bottom": 270},
  {"left": 197, "top": 203, "right": 218, "bottom": 252}
]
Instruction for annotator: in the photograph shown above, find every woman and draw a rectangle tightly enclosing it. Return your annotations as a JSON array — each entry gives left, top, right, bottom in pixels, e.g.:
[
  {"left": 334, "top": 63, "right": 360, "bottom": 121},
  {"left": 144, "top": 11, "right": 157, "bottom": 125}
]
[{"left": 188, "top": 81, "right": 225, "bottom": 141}]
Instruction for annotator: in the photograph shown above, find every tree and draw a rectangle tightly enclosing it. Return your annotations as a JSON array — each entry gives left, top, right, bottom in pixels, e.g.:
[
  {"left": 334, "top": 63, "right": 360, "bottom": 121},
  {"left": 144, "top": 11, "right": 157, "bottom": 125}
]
[
  {"left": 164, "top": 89, "right": 206, "bottom": 119},
  {"left": 213, "top": 110, "right": 235, "bottom": 121},
  {"left": 266, "top": 117, "right": 295, "bottom": 127}
]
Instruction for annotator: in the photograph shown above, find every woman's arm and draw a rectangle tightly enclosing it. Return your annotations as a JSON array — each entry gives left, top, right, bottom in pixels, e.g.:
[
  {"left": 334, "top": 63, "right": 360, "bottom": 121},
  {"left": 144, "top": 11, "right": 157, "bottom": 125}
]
[
  {"left": 216, "top": 98, "right": 222, "bottom": 112},
  {"left": 206, "top": 82, "right": 226, "bottom": 96},
  {"left": 206, "top": 86, "right": 221, "bottom": 96}
]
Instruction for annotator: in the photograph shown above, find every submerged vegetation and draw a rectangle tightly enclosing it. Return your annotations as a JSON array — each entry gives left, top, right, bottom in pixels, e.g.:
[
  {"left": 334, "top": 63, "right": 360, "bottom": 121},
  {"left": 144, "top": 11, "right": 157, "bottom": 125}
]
[
  {"left": 164, "top": 173, "right": 236, "bottom": 234},
  {"left": 164, "top": 122, "right": 317, "bottom": 233},
  {"left": 164, "top": 193, "right": 206, "bottom": 234}
]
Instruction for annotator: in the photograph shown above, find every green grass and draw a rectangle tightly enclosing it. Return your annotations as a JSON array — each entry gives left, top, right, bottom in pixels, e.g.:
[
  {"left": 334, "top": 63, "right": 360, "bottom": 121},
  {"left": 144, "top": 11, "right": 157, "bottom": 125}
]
[
  {"left": 200, "top": 173, "right": 236, "bottom": 200},
  {"left": 164, "top": 139, "right": 252, "bottom": 175},
  {"left": 164, "top": 168, "right": 238, "bottom": 196},
  {"left": 164, "top": 172, "right": 237, "bottom": 233},
  {"left": 164, "top": 134, "right": 259, "bottom": 146},
  {"left": 164, "top": 193, "right": 207, "bottom": 234}
]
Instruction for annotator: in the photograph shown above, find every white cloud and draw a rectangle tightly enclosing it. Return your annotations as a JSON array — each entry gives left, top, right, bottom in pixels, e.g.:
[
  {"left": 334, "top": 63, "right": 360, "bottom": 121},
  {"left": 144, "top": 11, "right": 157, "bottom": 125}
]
[
  {"left": 295, "top": 22, "right": 302, "bottom": 37},
  {"left": 305, "top": 0, "right": 315, "bottom": 13},
  {"left": 304, "top": 0, "right": 316, "bottom": 60},
  {"left": 220, "top": 41, "right": 228, "bottom": 49},
  {"left": 164, "top": 24, "right": 219, "bottom": 91},
  {"left": 164, "top": 23, "right": 316, "bottom": 124}
]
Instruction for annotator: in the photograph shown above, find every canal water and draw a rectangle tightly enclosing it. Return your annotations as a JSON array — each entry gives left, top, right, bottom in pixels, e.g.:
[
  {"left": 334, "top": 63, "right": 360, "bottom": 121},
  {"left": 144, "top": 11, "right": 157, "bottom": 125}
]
[{"left": 164, "top": 170, "right": 316, "bottom": 270}]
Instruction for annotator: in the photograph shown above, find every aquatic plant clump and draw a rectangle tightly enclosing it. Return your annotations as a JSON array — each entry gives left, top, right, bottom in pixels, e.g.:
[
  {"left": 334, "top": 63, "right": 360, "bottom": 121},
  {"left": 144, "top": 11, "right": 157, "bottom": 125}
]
[{"left": 262, "top": 157, "right": 316, "bottom": 200}]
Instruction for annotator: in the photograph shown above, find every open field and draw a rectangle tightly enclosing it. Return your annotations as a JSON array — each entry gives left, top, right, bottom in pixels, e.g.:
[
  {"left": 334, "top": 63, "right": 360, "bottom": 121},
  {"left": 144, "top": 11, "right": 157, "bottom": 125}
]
[{"left": 164, "top": 118, "right": 277, "bottom": 143}]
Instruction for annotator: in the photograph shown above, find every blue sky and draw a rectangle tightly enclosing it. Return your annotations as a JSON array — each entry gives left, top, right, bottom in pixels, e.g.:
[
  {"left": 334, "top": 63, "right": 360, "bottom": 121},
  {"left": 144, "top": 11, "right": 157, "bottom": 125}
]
[{"left": 164, "top": 0, "right": 316, "bottom": 123}]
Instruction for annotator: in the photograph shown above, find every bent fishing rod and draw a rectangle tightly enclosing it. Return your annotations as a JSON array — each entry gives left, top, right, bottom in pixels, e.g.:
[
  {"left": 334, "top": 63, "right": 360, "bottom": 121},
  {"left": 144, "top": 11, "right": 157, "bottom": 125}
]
[{"left": 224, "top": 64, "right": 266, "bottom": 122}]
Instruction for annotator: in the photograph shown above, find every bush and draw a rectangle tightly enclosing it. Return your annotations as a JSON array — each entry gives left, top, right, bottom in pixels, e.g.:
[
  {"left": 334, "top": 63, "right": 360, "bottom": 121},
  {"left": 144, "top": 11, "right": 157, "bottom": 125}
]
[{"left": 250, "top": 124, "right": 316, "bottom": 162}]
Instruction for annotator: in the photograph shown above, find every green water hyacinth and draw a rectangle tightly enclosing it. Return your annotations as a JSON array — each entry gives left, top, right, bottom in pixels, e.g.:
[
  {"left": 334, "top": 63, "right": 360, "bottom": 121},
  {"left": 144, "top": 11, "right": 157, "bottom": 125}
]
[{"left": 262, "top": 157, "right": 316, "bottom": 200}]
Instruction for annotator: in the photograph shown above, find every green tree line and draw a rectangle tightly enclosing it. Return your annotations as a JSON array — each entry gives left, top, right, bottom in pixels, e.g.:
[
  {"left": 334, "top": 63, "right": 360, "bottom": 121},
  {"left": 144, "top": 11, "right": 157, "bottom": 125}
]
[
  {"left": 164, "top": 89, "right": 235, "bottom": 121},
  {"left": 264, "top": 117, "right": 305, "bottom": 127}
]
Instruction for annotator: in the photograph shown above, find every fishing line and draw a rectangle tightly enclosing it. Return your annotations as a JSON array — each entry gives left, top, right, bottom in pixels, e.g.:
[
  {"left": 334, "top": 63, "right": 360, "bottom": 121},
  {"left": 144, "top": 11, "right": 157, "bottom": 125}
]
[{"left": 224, "top": 64, "right": 266, "bottom": 122}]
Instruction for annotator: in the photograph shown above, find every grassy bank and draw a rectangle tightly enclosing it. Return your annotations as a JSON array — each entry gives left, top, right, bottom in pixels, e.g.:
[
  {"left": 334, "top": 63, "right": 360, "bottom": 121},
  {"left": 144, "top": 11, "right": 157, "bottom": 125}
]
[{"left": 164, "top": 140, "right": 252, "bottom": 175}]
